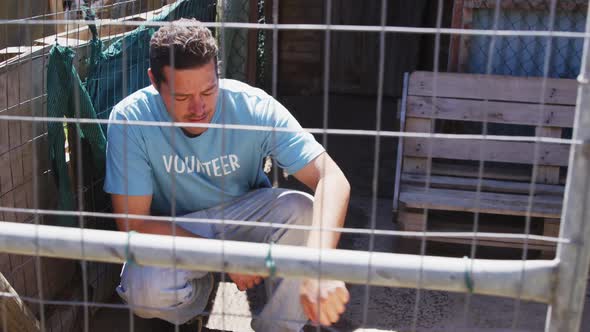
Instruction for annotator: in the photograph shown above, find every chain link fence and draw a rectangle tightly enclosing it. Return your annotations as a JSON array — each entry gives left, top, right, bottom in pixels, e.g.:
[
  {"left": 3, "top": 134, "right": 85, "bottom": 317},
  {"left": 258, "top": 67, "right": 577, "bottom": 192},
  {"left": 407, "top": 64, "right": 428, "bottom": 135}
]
[
  {"left": 219, "top": 0, "right": 248, "bottom": 81},
  {"left": 466, "top": 1, "right": 586, "bottom": 78},
  {"left": 219, "top": 0, "right": 266, "bottom": 85}
]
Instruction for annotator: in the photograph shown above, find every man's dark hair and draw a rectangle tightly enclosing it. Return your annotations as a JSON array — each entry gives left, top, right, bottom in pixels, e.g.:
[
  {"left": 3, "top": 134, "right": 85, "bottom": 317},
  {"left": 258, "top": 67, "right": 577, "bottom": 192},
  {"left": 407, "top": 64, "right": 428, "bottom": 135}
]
[{"left": 149, "top": 18, "right": 218, "bottom": 87}]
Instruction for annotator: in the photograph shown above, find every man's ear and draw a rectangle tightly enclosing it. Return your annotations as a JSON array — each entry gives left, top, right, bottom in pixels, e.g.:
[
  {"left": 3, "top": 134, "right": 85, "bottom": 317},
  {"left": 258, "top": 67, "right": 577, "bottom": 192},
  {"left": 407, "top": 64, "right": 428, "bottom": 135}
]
[{"left": 147, "top": 68, "right": 158, "bottom": 90}]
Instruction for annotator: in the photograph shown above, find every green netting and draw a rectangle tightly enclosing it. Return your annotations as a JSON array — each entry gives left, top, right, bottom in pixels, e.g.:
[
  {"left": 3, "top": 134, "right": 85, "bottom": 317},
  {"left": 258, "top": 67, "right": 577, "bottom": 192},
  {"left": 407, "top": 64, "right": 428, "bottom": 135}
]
[
  {"left": 218, "top": 0, "right": 249, "bottom": 81},
  {"left": 46, "top": 45, "right": 107, "bottom": 226},
  {"left": 218, "top": 0, "right": 267, "bottom": 85},
  {"left": 46, "top": 0, "right": 217, "bottom": 226}
]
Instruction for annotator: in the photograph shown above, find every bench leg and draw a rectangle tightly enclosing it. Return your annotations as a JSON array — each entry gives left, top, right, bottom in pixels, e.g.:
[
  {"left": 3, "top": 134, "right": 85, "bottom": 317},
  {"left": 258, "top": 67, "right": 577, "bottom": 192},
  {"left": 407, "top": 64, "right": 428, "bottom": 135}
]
[
  {"left": 395, "top": 207, "right": 428, "bottom": 254},
  {"left": 540, "top": 218, "right": 560, "bottom": 259}
]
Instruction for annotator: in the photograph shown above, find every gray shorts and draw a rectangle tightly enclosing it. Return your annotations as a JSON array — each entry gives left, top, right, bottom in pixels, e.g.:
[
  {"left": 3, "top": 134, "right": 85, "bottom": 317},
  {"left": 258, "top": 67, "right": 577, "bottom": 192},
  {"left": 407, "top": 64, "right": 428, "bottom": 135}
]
[{"left": 116, "top": 188, "right": 314, "bottom": 332}]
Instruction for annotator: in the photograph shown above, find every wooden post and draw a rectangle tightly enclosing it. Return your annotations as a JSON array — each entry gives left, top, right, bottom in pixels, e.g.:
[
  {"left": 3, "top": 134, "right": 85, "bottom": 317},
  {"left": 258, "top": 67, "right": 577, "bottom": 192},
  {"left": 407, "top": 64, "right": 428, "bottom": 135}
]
[
  {"left": 447, "top": 0, "right": 473, "bottom": 72},
  {"left": 247, "top": 0, "right": 258, "bottom": 86},
  {"left": 263, "top": 0, "right": 275, "bottom": 92},
  {"left": 536, "top": 126, "right": 562, "bottom": 184},
  {"left": 540, "top": 218, "right": 560, "bottom": 259},
  {"left": 457, "top": 5, "right": 473, "bottom": 73},
  {"left": 448, "top": 0, "right": 465, "bottom": 72},
  {"left": 48, "top": 0, "right": 66, "bottom": 35},
  {"left": 0, "top": 272, "right": 40, "bottom": 332}
]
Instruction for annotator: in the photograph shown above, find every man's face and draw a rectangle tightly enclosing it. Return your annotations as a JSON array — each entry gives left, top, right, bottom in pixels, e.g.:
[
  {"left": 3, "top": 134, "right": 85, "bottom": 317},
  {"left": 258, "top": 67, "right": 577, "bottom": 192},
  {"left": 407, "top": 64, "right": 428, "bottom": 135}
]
[{"left": 154, "top": 60, "right": 219, "bottom": 136}]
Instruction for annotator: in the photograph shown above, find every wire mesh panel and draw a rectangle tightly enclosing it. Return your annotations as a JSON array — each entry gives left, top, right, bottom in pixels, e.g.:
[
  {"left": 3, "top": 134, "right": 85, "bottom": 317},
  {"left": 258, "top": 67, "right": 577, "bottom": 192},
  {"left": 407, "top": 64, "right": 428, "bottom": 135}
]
[
  {"left": 469, "top": 1, "right": 585, "bottom": 77},
  {"left": 219, "top": 0, "right": 266, "bottom": 86},
  {"left": 450, "top": 0, "right": 586, "bottom": 78},
  {"left": 0, "top": 0, "right": 590, "bottom": 331},
  {"left": 219, "top": 0, "right": 249, "bottom": 81}
]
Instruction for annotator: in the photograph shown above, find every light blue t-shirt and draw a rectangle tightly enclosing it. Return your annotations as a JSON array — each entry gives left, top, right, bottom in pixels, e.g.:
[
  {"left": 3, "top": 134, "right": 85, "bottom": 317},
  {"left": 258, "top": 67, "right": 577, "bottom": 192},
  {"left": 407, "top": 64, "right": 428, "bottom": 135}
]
[{"left": 103, "top": 79, "right": 324, "bottom": 216}]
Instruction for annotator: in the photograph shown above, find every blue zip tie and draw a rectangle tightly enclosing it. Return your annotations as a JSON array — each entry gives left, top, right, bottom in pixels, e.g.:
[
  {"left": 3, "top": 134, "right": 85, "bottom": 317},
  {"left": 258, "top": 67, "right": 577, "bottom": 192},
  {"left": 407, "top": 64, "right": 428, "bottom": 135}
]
[
  {"left": 265, "top": 241, "right": 276, "bottom": 278},
  {"left": 126, "top": 231, "right": 138, "bottom": 266},
  {"left": 463, "top": 256, "right": 474, "bottom": 293}
]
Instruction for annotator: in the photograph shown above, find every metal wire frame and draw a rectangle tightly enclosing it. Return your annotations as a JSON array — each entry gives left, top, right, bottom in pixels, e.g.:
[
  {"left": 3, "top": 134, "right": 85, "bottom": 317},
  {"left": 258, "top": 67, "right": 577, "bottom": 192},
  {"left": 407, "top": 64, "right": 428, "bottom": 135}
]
[
  {"left": 0, "top": 205, "right": 570, "bottom": 244},
  {"left": 3, "top": 18, "right": 590, "bottom": 38},
  {"left": 0, "top": 114, "right": 580, "bottom": 145},
  {"left": 1, "top": 1, "right": 590, "bottom": 331},
  {"left": 546, "top": 3, "right": 590, "bottom": 330}
]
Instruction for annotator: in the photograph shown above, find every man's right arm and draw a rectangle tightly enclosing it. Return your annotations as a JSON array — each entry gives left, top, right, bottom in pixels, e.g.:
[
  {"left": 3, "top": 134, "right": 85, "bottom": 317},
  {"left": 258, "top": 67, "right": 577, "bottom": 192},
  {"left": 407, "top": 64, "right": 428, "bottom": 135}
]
[{"left": 111, "top": 194, "right": 199, "bottom": 238}]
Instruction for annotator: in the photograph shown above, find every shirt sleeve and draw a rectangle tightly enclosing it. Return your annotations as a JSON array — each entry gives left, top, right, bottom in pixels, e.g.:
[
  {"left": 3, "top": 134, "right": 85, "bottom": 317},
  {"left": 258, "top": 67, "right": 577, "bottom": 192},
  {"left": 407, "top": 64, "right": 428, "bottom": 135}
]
[
  {"left": 103, "top": 107, "right": 153, "bottom": 196},
  {"left": 259, "top": 97, "right": 325, "bottom": 175}
]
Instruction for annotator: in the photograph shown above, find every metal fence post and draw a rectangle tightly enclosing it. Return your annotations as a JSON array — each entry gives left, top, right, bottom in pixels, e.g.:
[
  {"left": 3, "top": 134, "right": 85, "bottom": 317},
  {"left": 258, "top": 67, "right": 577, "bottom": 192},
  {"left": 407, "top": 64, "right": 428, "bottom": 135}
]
[{"left": 546, "top": 5, "right": 590, "bottom": 332}]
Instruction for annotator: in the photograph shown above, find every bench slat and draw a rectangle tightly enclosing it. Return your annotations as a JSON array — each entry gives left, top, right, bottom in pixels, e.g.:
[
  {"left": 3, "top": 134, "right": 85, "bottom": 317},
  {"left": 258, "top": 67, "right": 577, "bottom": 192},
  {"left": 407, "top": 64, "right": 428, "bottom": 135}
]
[
  {"left": 426, "top": 160, "right": 568, "bottom": 184},
  {"left": 409, "top": 71, "right": 577, "bottom": 105},
  {"left": 431, "top": 160, "right": 535, "bottom": 181},
  {"left": 401, "top": 174, "right": 565, "bottom": 196},
  {"left": 407, "top": 96, "right": 575, "bottom": 128},
  {"left": 404, "top": 137, "right": 570, "bottom": 167},
  {"left": 397, "top": 210, "right": 557, "bottom": 251},
  {"left": 399, "top": 186, "right": 563, "bottom": 218}
]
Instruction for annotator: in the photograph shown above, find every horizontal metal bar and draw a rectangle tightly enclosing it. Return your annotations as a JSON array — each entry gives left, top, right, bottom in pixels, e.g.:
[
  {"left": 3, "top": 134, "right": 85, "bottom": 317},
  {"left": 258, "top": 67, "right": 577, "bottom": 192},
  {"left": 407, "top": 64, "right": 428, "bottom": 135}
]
[
  {"left": 0, "top": 222, "right": 558, "bottom": 304},
  {"left": 0, "top": 206, "right": 570, "bottom": 244},
  {"left": 0, "top": 113, "right": 578, "bottom": 144},
  {"left": 0, "top": 19, "right": 587, "bottom": 39}
]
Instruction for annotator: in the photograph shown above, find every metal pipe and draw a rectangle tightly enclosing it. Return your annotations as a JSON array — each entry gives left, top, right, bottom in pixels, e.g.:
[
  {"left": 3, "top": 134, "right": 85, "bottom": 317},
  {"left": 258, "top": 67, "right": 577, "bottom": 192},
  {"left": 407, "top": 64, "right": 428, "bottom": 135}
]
[
  {"left": 0, "top": 222, "right": 556, "bottom": 304},
  {"left": 546, "top": 4, "right": 590, "bottom": 332}
]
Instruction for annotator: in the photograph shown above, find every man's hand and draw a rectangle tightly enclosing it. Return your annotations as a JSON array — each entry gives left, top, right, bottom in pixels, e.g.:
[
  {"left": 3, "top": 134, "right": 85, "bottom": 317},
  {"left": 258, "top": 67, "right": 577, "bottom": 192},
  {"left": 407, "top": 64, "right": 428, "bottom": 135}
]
[
  {"left": 228, "top": 273, "right": 262, "bottom": 291},
  {"left": 300, "top": 279, "right": 349, "bottom": 326}
]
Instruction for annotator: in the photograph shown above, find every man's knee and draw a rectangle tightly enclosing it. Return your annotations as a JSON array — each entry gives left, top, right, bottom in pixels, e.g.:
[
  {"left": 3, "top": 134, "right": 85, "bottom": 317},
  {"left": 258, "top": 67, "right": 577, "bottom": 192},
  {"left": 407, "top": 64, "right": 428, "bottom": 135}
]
[
  {"left": 117, "top": 265, "right": 212, "bottom": 325},
  {"left": 274, "top": 190, "right": 314, "bottom": 225},
  {"left": 269, "top": 190, "right": 314, "bottom": 245}
]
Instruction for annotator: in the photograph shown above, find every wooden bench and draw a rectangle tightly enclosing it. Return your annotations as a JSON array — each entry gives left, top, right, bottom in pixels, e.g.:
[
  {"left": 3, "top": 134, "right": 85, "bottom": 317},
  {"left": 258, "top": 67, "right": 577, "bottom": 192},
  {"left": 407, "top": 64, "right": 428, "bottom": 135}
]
[{"left": 393, "top": 71, "right": 577, "bottom": 254}]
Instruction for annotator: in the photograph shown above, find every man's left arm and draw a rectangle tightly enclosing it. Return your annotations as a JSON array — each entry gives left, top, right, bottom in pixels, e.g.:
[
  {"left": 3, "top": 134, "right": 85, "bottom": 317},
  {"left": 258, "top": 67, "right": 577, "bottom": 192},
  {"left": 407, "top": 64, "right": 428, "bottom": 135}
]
[{"left": 293, "top": 151, "right": 351, "bottom": 326}]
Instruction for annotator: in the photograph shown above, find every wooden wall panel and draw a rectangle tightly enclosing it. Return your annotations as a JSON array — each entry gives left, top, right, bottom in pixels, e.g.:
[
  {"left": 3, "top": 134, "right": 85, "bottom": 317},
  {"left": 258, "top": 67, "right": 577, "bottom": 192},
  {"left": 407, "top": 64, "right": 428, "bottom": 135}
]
[
  {"left": 277, "top": 0, "right": 325, "bottom": 95},
  {"left": 276, "top": 0, "right": 445, "bottom": 98},
  {"left": 0, "top": 0, "right": 55, "bottom": 50}
]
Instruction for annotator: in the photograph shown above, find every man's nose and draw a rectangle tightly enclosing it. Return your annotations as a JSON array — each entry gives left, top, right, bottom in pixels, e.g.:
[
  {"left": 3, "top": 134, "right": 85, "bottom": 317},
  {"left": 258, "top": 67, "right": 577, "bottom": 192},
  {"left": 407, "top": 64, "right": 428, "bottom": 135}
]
[{"left": 188, "top": 95, "right": 205, "bottom": 113}]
